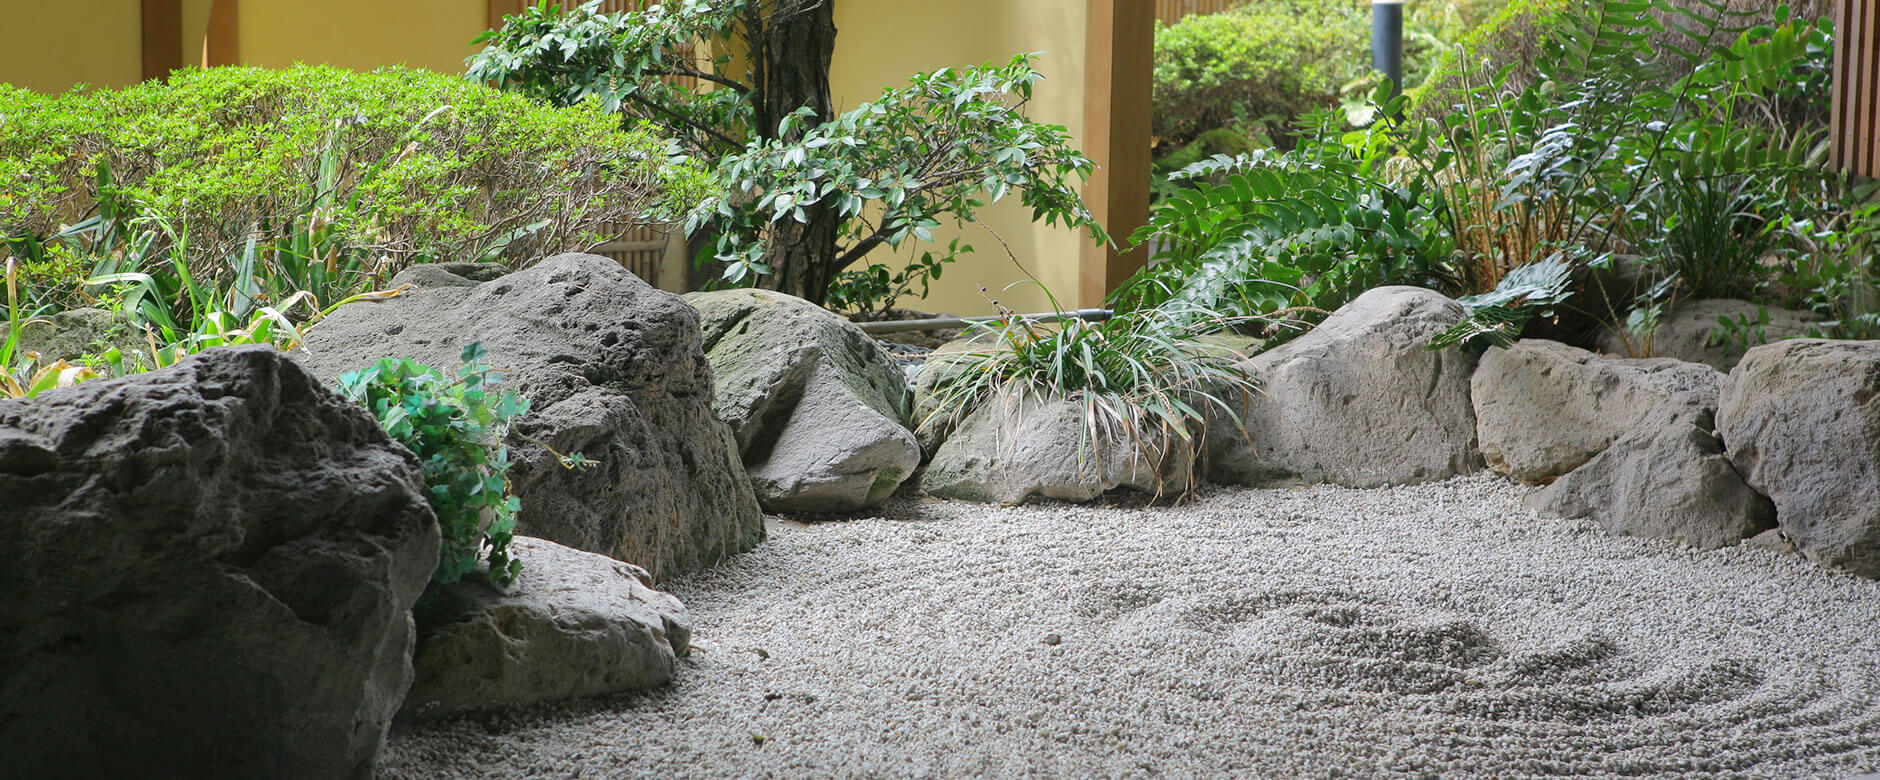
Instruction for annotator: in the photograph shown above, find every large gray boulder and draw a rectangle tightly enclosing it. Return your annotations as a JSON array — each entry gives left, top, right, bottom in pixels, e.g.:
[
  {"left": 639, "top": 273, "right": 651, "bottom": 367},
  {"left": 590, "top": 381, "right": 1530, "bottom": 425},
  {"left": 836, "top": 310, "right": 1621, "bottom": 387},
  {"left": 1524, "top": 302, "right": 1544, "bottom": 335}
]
[
  {"left": 1597, "top": 298, "right": 1821, "bottom": 371},
  {"left": 1472, "top": 340, "right": 1722, "bottom": 482},
  {"left": 402, "top": 537, "right": 690, "bottom": 719},
  {"left": 1528, "top": 406, "right": 1775, "bottom": 549},
  {"left": 1718, "top": 339, "right": 1880, "bottom": 577},
  {"left": 922, "top": 392, "right": 1193, "bottom": 504},
  {"left": 299, "top": 254, "right": 763, "bottom": 581},
  {"left": 685, "top": 289, "right": 919, "bottom": 513},
  {"left": 1204, "top": 286, "right": 1479, "bottom": 487},
  {"left": 0, "top": 346, "right": 439, "bottom": 778}
]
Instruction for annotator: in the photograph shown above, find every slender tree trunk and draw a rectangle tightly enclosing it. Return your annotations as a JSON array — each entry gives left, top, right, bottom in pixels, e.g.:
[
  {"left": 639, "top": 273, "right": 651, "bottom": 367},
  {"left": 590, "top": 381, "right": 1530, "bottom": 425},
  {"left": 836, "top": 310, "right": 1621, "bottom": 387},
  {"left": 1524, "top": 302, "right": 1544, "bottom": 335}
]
[{"left": 751, "top": 0, "right": 841, "bottom": 304}]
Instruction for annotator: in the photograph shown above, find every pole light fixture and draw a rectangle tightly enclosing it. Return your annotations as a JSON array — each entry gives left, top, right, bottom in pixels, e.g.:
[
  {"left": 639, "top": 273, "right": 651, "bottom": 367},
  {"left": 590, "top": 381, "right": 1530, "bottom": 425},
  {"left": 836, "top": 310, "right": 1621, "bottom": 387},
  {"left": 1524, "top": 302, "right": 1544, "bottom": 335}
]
[{"left": 1373, "top": 0, "right": 1405, "bottom": 102}]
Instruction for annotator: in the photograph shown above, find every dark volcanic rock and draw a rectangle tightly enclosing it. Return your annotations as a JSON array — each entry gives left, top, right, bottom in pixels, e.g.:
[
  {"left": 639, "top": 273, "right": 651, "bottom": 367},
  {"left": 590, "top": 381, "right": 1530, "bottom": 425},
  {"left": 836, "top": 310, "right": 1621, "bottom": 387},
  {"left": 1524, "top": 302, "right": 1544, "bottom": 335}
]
[
  {"left": 0, "top": 345, "right": 439, "bottom": 778},
  {"left": 298, "top": 254, "right": 765, "bottom": 581}
]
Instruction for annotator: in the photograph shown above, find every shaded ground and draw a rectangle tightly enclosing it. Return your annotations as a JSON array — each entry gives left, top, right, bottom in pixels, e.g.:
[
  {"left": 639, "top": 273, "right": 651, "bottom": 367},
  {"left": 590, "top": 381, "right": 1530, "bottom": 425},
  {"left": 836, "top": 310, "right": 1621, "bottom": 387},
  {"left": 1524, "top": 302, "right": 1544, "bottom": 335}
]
[{"left": 383, "top": 477, "right": 1880, "bottom": 779}]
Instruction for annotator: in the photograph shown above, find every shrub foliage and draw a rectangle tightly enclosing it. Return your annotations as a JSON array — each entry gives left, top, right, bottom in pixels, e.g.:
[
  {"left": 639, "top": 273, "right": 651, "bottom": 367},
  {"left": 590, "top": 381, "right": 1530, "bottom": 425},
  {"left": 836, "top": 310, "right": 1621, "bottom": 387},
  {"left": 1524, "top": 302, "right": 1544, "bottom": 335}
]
[
  {"left": 0, "top": 65, "right": 702, "bottom": 314},
  {"left": 1152, "top": 0, "right": 1369, "bottom": 152},
  {"left": 337, "top": 343, "right": 530, "bottom": 587}
]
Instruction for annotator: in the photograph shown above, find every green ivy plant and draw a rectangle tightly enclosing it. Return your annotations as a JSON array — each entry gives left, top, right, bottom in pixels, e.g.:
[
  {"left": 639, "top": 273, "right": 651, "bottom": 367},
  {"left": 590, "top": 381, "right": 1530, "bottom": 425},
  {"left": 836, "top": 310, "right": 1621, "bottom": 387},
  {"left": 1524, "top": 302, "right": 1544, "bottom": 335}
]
[{"left": 336, "top": 343, "right": 529, "bottom": 587}]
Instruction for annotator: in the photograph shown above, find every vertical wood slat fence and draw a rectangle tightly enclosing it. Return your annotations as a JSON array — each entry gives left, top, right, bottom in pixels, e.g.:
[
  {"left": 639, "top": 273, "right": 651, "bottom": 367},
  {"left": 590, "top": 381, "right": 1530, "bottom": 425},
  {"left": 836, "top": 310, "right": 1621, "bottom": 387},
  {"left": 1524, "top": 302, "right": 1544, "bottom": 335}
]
[
  {"left": 1834, "top": 0, "right": 1880, "bottom": 177},
  {"left": 1155, "top": 0, "right": 1242, "bottom": 26}
]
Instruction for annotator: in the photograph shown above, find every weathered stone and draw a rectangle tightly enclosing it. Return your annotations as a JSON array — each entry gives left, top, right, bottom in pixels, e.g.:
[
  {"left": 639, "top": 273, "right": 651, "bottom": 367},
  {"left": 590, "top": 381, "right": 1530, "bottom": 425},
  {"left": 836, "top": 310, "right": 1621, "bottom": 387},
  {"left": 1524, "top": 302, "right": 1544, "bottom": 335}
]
[
  {"left": 686, "top": 289, "right": 920, "bottom": 513},
  {"left": 1203, "top": 286, "right": 1479, "bottom": 487},
  {"left": 402, "top": 537, "right": 690, "bottom": 719},
  {"left": 1472, "top": 340, "right": 1722, "bottom": 482},
  {"left": 922, "top": 391, "right": 1193, "bottom": 504},
  {"left": 1527, "top": 406, "right": 1774, "bottom": 549},
  {"left": 1597, "top": 298, "right": 1821, "bottom": 371},
  {"left": 1718, "top": 339, "right": 1880, "bottom": 578},
  {"left": 1745, "top": 528, "right": 1798, "bottom": 556},
  {"left": 0, "top": 345, "right": 438, "bottom": 778},
  {"left": 910, "top": 333, "right": 1003, "bottom": 455},
  {"left": 11, "top": 307, "right": 142, "bottom": 366},
  {"left": 298, "top": 254, "right": 763, "bottom": 581}
]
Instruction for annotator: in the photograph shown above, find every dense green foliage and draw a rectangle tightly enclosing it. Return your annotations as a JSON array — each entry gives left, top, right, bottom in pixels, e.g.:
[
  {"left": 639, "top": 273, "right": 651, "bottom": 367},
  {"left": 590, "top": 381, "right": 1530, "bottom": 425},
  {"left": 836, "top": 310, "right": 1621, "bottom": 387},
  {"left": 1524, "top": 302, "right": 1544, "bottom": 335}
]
[
  {"left": 1, "top": 66, "right": 698, "bottom": 317},
  {"left": 0, "top": 65, "right": 697, "bottom": 396},
  {"left": 1151, "top": 0, "right": 1369, "bottom": 153},
  {"left": 695, "top": 57, "right": 1107, "bottom": 304},
  {"left": 470, "top": 1, "right": 1104, "bottom": 309},
  {"left": 1122, "top": 133, "right": 1440, "bottom": 329},
  {"left": 336, "top": 343, "right": 530, "bottom": 587},
  {"left": 1131, "top": 0, "right": 1867, "bottom": 354},
  {"left": 1411, "top": 0, "right": 1850, "bottom": 346}
]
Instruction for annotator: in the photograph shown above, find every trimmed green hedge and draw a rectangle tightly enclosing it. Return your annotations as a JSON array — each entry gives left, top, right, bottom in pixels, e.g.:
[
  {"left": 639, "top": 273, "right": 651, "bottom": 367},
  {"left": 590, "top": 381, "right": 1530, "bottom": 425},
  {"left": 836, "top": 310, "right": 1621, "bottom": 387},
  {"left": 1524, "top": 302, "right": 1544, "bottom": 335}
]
[
  {"left": 1152, "top": 1, "right": 1369, "bottom": 151},
  {"left": 0, "top": 65, "right": 704, "bottom": 287}
]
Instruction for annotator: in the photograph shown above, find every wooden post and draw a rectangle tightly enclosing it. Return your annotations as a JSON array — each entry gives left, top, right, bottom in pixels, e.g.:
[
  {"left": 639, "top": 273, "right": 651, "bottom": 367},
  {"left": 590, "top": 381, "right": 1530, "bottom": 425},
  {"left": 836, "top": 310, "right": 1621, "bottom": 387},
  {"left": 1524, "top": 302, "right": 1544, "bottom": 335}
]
[
  {"left": 488, "top": 0, "right": 527, "bottom": 29},
  {"left": 141, "top": 0, "right": 183, "bottom": 81},
  {"left": 204, "top": 0, "right": 239, "bottom": 67},
  {"left": 1080, "top": 0, "right": 1155, "bottom": 307}
]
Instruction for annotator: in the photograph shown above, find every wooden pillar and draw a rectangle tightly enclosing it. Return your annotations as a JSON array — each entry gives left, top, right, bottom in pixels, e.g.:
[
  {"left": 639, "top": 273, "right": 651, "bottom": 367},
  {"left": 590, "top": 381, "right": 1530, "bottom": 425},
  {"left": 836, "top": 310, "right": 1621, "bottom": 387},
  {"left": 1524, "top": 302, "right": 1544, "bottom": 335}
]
[
  {"left": 489, "top": 0, "right": 528, "bottom": 29},
  {"left": 1080, "top": 0, "right": 1155, "bottom": 307},
  {"left": 141, "top": 0, "right": 183, "bottom": 81},
  {"left": 1834, "top": 0, "right": 1880, "bottom": 176},
  {"left": 204, "top": 0, "right": 239, "bottom": 67}
]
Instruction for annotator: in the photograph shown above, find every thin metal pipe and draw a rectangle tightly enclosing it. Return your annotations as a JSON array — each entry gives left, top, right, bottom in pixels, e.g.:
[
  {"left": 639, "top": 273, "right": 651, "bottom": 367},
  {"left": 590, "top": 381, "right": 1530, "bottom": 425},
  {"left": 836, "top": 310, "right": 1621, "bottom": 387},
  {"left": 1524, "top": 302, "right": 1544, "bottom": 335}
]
[{"left": 856, "top": 308, "right": 1114, "bottom": 335}]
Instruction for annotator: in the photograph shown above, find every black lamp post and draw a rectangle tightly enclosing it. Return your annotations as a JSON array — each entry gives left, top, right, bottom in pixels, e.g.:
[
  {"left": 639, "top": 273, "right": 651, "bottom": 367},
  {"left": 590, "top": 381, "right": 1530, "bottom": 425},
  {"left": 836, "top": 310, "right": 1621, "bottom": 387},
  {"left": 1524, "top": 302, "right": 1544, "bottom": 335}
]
[{"left": 1373, "top": 0, "right": 1405, "bottom": 101}]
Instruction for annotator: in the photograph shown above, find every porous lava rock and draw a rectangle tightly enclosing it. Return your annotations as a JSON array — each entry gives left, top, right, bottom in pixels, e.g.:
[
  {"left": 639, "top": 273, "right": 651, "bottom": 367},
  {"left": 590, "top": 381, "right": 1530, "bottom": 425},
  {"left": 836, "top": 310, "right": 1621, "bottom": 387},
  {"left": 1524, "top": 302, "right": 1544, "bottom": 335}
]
[
  {"left": 0, "top": 345, "right": 439, "bottom": 778},
  {"left": 298, "top": 254, "right": 764, "bottom": 581}
]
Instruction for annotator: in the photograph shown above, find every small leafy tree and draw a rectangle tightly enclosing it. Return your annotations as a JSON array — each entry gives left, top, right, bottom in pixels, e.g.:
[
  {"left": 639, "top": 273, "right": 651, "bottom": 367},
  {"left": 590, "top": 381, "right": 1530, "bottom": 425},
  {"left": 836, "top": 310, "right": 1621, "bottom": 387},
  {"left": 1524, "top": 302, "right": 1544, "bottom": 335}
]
[{"left": 469, "top": 1, "right": 1106, "bottom": 308}]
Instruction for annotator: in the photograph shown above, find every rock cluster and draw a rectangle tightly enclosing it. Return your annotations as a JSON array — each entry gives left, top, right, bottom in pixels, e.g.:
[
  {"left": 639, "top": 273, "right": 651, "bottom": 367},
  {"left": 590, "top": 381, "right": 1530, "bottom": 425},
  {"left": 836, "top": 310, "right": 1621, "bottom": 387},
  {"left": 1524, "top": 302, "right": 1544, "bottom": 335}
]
[{"left": 904, "top": 291, "right": 1878, "bottom": 578}]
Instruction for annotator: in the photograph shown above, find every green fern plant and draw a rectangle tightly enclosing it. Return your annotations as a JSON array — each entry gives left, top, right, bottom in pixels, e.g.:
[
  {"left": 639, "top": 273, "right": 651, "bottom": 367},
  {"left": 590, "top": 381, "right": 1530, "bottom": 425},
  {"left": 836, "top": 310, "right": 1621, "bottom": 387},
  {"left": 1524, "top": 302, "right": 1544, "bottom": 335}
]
[{"left": 1119, "top": 111, "right": 1445, "bottom": 328}]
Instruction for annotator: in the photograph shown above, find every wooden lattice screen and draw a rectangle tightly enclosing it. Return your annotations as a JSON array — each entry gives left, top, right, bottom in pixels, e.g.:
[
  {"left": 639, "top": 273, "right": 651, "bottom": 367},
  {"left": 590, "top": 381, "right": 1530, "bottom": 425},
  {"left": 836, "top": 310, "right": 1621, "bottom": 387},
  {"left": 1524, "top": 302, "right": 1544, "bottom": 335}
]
[{"left": 1834, "top": 0, "right": 1880, "bottom": 176}]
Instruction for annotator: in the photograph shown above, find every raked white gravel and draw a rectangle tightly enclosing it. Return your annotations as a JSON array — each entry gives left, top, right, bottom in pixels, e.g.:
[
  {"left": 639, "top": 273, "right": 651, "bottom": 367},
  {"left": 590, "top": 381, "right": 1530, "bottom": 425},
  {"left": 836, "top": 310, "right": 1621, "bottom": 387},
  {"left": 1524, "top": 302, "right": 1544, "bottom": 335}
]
[{"left": 381, "top": 476, "right": 1880, "bottom": 779}]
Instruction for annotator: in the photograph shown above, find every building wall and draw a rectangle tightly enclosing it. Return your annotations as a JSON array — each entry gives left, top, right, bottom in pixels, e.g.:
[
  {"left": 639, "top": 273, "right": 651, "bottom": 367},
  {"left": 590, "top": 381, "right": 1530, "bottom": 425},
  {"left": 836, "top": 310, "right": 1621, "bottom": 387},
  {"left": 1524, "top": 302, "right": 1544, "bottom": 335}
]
[
  {"left": 830, "top": 1, "right": 1090, "bottom": 315},
  {"left": 0, "top": 0, "right": 144, "bottom": 93},
  {"left": 238, "top": 0, "right": 485, "bottom": 73}
]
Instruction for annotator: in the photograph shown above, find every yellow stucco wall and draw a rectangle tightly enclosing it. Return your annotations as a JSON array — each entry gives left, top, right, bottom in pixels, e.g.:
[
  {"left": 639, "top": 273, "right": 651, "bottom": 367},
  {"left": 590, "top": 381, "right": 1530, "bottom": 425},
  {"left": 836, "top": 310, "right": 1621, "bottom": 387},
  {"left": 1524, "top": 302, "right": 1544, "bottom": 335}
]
[
  {"left": 0, "top": 0, "right": 144, "bottom": 93},
  {"left": 831, "top": 1, "right": 1090, "bottom": 315},
  {"left": 239, "top": 0, "right": 485, "bottom": 74}
]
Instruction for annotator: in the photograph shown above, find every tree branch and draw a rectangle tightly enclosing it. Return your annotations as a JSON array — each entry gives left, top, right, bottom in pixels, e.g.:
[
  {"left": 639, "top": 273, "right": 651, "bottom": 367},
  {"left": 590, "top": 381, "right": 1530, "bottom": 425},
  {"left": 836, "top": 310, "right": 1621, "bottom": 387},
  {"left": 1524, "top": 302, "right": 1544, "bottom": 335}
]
[{"left": 625, "top": 92, "right": 744, "bottom": 154}]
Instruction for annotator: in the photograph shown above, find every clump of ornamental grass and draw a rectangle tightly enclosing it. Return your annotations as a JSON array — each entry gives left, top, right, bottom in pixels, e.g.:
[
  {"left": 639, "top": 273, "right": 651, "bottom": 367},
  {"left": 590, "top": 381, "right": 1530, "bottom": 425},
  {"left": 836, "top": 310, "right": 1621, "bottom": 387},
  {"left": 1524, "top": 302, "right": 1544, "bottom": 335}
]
[{"left": 919, "top": 289, "right": 1265, "bottom": 498}]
